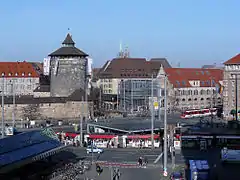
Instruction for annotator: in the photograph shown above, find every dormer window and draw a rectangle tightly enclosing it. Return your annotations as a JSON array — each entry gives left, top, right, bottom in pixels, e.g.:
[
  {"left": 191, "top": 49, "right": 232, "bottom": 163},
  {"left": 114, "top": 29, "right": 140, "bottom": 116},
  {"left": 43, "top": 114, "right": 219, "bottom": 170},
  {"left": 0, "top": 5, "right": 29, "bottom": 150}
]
[
  {"left": 8, "top": 73, "right": 12, "bottom": 76},
  {"left": 28, "top": 72, "right": 31, "bottom": 76},
  {"left": 1, "top": 72, "right": 5, "bottom": 76},
  {"left": 22, "top": 73, "right": 25, "bottom": 76},
  {"left": 15, "top": 73, "right": 18, "bottom": 76}
]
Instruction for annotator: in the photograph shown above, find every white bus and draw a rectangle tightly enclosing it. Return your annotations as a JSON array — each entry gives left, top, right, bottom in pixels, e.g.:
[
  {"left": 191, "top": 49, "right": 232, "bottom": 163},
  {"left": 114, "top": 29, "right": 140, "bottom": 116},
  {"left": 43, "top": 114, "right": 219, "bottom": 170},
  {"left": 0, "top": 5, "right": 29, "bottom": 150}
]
[{"left": 221, "top": 147, "right": 240, "bottom": 163}]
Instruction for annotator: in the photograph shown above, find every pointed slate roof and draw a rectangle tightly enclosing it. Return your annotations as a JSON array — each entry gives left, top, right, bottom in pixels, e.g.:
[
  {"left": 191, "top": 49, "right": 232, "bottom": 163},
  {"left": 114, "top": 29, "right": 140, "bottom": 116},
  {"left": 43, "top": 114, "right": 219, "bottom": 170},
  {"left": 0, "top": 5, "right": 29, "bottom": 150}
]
[
  {"left": 62, "top": 33, "right": 75, "bottom": 45},
  {"left": 49, "top": 34, "right": 88, "bottom": 57}
]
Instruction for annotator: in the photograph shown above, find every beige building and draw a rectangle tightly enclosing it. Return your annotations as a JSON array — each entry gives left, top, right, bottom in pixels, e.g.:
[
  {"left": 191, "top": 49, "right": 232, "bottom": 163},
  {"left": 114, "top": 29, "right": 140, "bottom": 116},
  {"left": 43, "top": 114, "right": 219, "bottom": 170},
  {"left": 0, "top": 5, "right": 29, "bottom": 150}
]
[
  {"left": 223, "top": 53, "right": 240, "bottom": 120},
  {"left": 164, "top": 68, "right": 223, "bottom": 112},
  {"left": 97, "top": 57, "right": 171, "bottom": 110}
]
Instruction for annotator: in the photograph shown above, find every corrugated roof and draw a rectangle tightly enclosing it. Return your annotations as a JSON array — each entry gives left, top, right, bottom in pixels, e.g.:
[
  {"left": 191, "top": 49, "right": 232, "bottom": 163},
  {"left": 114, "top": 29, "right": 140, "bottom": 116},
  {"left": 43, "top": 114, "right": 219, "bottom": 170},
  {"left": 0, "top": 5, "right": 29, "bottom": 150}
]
[
  {"left": 164, "top": 68, "right": 223, "bottom": 88},
  {"left": 224, "top": 54, "right": 240, "bottom": 65},
  {"left": 0, "top": 62, "right": 39, "bottom": 78},
  {"left": 98, "top": 57, "right": 169, "bottom": 79}
]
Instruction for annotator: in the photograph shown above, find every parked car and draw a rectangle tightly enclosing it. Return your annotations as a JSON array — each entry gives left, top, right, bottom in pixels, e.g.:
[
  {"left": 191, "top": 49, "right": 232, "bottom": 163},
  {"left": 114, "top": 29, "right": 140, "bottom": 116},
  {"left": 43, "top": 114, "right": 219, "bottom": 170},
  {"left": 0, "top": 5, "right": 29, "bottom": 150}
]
[
  {"left": 86, "top": 146, "right": 104, "bottom": 154},
  {"left": 170, "top": 172, "right": 184, "bottom": 180}
]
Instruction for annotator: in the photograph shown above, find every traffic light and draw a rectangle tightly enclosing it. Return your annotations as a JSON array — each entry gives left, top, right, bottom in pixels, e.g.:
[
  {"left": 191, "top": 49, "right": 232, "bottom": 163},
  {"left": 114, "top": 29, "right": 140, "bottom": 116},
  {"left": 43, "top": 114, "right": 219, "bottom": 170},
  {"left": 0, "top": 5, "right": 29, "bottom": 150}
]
[{"left": 96, "top": 164, "right": 103, "bottom": 175}]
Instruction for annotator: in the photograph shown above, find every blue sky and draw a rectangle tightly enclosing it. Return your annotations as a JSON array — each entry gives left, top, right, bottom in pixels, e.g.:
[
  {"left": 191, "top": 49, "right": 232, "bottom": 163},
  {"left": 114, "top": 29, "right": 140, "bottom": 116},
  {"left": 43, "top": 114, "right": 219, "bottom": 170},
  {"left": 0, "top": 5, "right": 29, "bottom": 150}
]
[{"left": 0, "top": 0, "right": 239, "bottom": 68}]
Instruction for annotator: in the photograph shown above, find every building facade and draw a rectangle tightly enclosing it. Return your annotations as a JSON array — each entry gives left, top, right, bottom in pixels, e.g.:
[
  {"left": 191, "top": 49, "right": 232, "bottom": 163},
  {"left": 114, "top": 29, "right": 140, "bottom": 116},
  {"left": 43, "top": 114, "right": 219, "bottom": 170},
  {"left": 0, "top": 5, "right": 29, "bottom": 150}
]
[
  {"left": 164, "top": 68, "right": 223, "bottom": 112},
  {"left": 0, "top": 62, "right": 40, "bottom": 96},
  {"left": 97, "top": 57, "right": 171, "bottom": 110},
  {"left": 223, "top": 54, "right": 240, "bottom": 120},
  {"left": 49, "top": 33, "right": 88, "bottom": 97}
]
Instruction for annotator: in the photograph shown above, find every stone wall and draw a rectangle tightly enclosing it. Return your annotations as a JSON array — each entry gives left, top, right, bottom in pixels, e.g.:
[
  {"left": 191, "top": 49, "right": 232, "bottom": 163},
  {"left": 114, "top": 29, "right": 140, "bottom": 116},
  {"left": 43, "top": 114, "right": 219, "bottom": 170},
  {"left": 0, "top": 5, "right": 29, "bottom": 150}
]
[
  {"left": 0, "top": 101, "right": 90, "bottom": 121},
  {"left": 50, "top": 58, "right": 87, "bottom": 97}
]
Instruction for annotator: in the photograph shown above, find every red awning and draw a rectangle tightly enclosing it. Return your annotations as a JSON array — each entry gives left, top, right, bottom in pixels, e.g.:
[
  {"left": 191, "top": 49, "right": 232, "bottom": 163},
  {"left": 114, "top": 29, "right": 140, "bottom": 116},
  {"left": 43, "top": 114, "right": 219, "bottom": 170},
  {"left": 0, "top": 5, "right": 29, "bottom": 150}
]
[
  {"left": 65, "top": 132, "right": 78, "bottom": 138},
  {"left": 127, "top": 135, "right": 160, "bottom": 139},
  {"left": 89, "top": 134, "right": 116, "bottom": 139}
]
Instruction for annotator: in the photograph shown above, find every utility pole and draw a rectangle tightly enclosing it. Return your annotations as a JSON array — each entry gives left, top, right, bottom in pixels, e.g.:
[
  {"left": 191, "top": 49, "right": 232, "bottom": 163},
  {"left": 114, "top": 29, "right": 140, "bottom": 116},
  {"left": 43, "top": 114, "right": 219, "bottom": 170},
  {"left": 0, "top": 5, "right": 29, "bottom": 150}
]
[
  {"left": 117, "top": 82, "right": 119, "bottom": 110},
  {"left": 163, "top": 75, "right": 168, "bottom": 177},
  {"left": 12, "top": 81, "right": 16, "bottom": 128},
  {"left": 1, "top": 77, "right": 4, "bottom": 139},
  {"left": 80, "top": 115, "right": 83, "bottom": 147},
  {"left": 123, "top": 80, "right": 126, "bottom": 111},
  {"left": 158, "top": 81, "right": 161, "bottom": 122},
  {"left": 151, "top": 74, "right": 154, "bottom": 149},
  {"left": 210, "top": 77, "right": 213, "bottom": 126},
  {"left": 235, "top": 75, "right": 238, "bottom": 121},
  {"left": 131, "top": 79, "right": 133, "bottom": 113}
]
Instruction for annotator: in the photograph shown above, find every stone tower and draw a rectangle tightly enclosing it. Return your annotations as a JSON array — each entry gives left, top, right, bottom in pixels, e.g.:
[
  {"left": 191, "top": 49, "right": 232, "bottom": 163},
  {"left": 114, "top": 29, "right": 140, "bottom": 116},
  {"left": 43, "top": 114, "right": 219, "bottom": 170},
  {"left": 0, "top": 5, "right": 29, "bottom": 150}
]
[{"left": 49, "top": 33, "right": 88, "bottom": 97}]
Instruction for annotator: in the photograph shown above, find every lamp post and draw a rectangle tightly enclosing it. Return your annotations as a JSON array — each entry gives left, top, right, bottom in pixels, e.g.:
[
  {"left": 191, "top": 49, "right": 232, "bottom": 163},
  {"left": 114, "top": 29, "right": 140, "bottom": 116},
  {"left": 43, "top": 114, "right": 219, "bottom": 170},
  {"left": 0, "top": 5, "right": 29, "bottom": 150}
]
[
  {"left": 163, "top": 74, "right": 168, "bottom": 177},
  {"left": 1, "top": 76, "right": 5, "bottom": 138},
  {"left": 151, "top": 74, "right": 154, "bottom": 149}
]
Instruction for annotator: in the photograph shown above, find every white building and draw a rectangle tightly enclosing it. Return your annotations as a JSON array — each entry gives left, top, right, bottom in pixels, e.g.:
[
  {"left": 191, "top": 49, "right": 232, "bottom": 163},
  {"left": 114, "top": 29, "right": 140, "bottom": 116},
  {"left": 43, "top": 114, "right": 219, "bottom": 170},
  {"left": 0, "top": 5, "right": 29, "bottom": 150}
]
[{"left": 0, "top": 62, "right": 40, "bottom": 96}]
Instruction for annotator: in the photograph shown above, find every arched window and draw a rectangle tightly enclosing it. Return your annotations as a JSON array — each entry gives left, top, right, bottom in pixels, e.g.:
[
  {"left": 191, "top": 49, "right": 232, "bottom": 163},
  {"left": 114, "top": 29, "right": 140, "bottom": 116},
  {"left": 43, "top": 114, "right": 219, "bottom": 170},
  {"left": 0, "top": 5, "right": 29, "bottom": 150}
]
[
  {"left": 194, "top": 98, "right": 197, "bottom": 101},
  {"left": 207, "top": 89, "right": 210, "bottom": 95},
  {"left": 188, "top": 90, "right": 192, "bottom": 95},
  {"left": 194, "top": 90, "right": 198, "bottom": 95},
  {"left": 200, "top": 98, "right": 204, "bottom": 101},
  {"left": 200, "top": 90, "right": 205, "bottom": 95},
  {"left": 188, "top": 98, "right": 192, "bottom": 101},
  {"left": 206, "top": 97, "right": 210, "bottom": 101},
  {"left": 182, "top": 98, "right": 185, "bottom": 102}
]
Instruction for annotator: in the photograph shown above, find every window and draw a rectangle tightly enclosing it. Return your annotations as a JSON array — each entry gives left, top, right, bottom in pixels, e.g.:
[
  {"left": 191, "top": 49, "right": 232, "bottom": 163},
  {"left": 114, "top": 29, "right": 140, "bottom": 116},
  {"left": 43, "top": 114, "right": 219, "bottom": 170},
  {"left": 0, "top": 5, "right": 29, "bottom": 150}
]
[
  {"left": 206, "top": 80, "right": 210, "bottom": 85},
  {"left": 1, "top": 72, "right": 5, "bottom": 76},
  {"left": 200, "top": 90, "right": 204, "bottom": 95},
  {"left": 15, "top": 73, "right": 18, "bottom": 76},
  {"left": 188, "top": 98, "right": 192, "bottom": 101},
  {"left": 194, "top": 90, "right": 198, "bottom": 95},
  {"left": 28, "top": 73, "right": 31, "bottom": 76},
  {"left": 212, "top": 80, "right": 215, "bottom": 85},
  {"left": 22, "top": 73, "right": 25, "bottom": 76},
  {"left": 194, "top": 98, "right": 197, "bottom": 101},
  {"left": 182, "top": 98, "right": 185, "bottom": 101},
  {"left": 176, "top": 81, "right": 180, "bottom": 87},
  {"left": 201, "top": 81, "right": 204, "bottom": 86},
  {"left": 182, "top": 81, "right": 186, "bottom": 86}
]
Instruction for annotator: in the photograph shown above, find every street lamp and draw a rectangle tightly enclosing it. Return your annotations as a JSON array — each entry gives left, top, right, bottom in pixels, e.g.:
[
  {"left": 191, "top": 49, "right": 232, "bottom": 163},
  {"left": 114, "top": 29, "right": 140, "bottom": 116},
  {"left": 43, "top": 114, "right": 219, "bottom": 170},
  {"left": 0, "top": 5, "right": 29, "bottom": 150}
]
[{"left": 1, "top": 76, "right": 4, "bottom": 139}]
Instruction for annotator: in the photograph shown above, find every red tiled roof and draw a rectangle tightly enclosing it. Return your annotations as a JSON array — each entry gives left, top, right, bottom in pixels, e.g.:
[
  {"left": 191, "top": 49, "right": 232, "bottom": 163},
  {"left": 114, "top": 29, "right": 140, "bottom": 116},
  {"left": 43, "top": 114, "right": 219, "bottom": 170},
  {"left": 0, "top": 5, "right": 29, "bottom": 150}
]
[
  {"left": 224, "top": 54, "right": 240, "bottom": 65},
  {"left": 99, "top": 58, "right": 168, "bottom": 79},
  {"left": 0, "top": 61, "right": 39, "bottom": 78},
  {"left": 164, "top": 68, "right": 223, "bottom": 88}
]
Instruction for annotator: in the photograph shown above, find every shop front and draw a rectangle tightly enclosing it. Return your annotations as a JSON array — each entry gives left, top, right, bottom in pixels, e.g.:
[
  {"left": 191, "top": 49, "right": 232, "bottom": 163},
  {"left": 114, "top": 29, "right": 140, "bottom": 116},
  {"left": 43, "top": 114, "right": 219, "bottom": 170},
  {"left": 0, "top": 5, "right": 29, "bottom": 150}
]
[
  {"left": 84, "top": 134, "right": 118, "bottom": 148},
  {"left": 126, "top": 134, "right": 160, "bottom": 148}
]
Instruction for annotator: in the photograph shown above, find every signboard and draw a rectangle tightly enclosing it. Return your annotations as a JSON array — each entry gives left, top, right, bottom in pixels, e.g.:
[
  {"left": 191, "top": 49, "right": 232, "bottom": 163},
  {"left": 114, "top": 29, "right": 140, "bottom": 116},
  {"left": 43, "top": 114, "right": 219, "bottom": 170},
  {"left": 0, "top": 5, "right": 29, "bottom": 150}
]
[{"left": 154, "top": 102, "right": 158, "bottom": 110}]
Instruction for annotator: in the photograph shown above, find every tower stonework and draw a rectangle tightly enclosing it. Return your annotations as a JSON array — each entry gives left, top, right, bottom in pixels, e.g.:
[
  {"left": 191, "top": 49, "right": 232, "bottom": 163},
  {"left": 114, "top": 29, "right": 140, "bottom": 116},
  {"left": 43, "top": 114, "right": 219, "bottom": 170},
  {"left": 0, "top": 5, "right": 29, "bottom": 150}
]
[{"left": 49, "top": 33, "right": 88, "bottom": 97}]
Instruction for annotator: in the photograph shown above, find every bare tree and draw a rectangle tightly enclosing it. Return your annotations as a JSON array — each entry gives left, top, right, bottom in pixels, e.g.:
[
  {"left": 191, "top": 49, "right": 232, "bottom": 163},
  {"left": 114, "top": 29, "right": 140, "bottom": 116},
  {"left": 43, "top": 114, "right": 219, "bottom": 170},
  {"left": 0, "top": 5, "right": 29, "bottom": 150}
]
[{"left": 21, "top": 104, "right": 41, "bottom": 121}]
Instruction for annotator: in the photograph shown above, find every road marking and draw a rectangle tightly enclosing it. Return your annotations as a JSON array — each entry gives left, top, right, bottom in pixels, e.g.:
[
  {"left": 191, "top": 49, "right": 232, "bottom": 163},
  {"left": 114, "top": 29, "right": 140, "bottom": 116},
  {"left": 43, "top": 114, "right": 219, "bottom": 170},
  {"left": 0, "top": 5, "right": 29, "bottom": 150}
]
[
  {"left": 111, "top": 156, "right": 126, "bottom": 159},
  {"left": 154, "top": 152, "right": 163, "bottom": 164}
]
